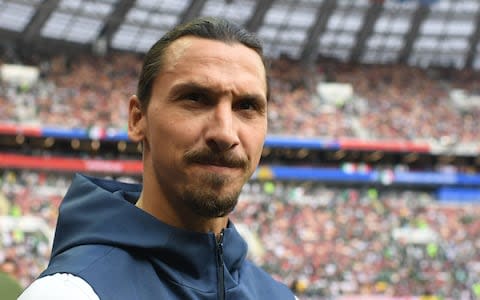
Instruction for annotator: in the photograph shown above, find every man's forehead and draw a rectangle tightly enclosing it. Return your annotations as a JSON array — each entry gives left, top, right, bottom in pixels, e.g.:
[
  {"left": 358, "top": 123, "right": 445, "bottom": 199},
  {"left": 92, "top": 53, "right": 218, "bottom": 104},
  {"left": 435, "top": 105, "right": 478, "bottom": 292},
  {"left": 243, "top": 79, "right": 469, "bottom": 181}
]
[
  {"left": 163, "top": 36, "right": 265, "bottom": 72},
  {"left": 157, "top": 36, "right": 268, "bottom": 98},
  {"left": 163, "top": 37, "right": 194, "bottom": 69}
]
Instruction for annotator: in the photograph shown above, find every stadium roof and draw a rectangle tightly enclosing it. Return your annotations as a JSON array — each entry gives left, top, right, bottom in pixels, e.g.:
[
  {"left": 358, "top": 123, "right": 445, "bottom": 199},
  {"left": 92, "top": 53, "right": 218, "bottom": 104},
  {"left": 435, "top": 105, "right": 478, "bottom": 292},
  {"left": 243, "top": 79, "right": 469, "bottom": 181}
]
[{"left": 1, "top": 0, "right": 480, "bottom": 69}]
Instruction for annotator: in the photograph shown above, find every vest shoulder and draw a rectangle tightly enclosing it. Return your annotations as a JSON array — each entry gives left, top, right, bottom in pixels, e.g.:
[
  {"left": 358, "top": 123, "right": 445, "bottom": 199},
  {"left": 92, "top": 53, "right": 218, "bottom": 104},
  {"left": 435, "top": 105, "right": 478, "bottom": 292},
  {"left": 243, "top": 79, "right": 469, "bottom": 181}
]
[
  {"left": 42, "top": 244, "right": 121, "bottom": 277},
  {"left": 42, "top": 245, "right": 150, "bottom": 299}
]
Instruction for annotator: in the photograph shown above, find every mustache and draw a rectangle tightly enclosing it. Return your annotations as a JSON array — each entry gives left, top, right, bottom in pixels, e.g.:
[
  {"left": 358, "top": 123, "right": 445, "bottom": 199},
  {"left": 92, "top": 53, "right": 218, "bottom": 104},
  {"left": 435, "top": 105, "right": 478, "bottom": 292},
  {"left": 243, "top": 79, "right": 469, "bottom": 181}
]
[{"left": 184, "top": 149, "right": 248, "bottom": 169}]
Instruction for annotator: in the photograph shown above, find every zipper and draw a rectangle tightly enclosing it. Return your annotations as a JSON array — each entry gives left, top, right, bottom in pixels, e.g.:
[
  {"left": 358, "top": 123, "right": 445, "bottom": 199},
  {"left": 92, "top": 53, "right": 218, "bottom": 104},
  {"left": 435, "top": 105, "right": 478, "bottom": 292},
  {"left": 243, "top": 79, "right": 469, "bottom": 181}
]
[{"left": 216, "top": 229, "right": 225, "bottom": 300}]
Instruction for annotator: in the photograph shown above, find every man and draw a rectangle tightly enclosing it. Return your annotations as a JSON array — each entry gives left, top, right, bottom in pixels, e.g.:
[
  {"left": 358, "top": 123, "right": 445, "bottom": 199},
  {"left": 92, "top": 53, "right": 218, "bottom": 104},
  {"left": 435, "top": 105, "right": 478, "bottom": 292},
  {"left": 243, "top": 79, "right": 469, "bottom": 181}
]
[{"left": 19, "top": 17, "right": 296, "bottom": 299}]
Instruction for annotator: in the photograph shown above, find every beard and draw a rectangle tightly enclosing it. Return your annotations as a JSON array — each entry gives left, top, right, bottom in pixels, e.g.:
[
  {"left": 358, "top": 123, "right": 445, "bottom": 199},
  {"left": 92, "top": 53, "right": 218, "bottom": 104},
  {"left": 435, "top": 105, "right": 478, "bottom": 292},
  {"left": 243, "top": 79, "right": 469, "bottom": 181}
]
[
  {"left": 174, "top": 148, "right": 249, "bottom": 218},
  {"left": 152, "top": 156, "right": 247, "bottom": 219},
  {"left": 179, "top": 172, "right": 242, "bottom": 218}
]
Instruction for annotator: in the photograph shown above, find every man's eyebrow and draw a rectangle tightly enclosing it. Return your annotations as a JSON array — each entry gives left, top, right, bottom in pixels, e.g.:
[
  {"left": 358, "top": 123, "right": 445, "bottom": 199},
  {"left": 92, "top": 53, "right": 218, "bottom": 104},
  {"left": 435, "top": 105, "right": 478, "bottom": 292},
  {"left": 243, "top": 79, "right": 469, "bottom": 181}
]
[
  {"left": 237, "top": 93, "right": 267, "bottom": 104},
  {"left": 169, "top": 81, "right": 212, "bottom": 96},
  {"left": 169, "top": 81, "right": 267, "bottom": 102}
]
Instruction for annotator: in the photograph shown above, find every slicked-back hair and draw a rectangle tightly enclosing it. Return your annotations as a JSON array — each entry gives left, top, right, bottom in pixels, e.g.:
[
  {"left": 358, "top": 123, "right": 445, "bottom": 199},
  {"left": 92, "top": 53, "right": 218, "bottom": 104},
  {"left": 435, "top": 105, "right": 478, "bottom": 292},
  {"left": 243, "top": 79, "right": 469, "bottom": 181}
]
[{"left": 136, "top": 16, "right": 269, "bottom": 110}]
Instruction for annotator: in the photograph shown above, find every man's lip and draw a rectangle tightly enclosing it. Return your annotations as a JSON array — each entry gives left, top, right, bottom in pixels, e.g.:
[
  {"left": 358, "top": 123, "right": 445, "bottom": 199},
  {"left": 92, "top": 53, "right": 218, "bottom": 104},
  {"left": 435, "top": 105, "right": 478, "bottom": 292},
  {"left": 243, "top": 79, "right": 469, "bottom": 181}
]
[
  {"left": 189, "top": 159, "right": 244, "bottom": 168},
  {"left": 197, "top": 162, "right": 236, "bottom": 168},
  {"left": 192, "top": 162, "right": 241, "bottom": 171}
]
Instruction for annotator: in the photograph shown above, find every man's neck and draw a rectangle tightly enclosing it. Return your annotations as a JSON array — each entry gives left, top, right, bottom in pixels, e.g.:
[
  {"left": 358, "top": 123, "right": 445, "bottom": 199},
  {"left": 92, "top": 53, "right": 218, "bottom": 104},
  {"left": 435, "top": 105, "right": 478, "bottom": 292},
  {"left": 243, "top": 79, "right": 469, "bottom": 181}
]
[{"left": 135, "top": 193, "right": 228, "bottom": 235}]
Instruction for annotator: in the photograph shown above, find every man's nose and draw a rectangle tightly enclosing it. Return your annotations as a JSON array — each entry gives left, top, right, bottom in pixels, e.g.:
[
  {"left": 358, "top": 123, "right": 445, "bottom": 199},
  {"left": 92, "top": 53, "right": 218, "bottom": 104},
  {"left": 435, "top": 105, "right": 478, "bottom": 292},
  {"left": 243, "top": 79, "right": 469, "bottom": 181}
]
[{"left": 204, "top": 103, "right": 240, "bottom": 152}]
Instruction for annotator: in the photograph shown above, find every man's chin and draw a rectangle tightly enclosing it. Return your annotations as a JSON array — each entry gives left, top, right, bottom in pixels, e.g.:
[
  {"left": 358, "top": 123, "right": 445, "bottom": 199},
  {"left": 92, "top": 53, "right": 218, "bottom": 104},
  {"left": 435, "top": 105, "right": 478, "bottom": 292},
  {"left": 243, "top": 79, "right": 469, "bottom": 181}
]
[
  {"left": 181, "top": 187, "right": 241, "bottom": 218},
  {"left": 195, "top": 171, "right": 243, "bottom": 189}
]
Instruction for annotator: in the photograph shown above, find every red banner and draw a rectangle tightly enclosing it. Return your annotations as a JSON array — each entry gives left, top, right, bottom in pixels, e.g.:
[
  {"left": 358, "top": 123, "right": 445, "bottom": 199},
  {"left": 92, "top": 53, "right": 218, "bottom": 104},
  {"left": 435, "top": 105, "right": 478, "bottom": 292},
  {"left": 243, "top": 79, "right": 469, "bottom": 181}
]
[
  {"left": 339, "top": 138, "right": 430, "bottom": 153},
  {"left": 0, "top": 153, "right": 142, "bottom": 174},
  {"left": 0, "top": 124, "right": 42, "bottom": 136}
]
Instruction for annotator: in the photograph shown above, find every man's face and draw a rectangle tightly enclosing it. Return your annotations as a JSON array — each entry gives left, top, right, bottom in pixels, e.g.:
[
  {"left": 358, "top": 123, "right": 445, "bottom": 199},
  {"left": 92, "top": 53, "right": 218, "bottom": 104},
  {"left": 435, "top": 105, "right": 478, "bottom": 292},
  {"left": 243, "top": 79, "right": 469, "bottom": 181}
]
[{"left": 132, "top": 36, "right": 268, "bottom": 218}]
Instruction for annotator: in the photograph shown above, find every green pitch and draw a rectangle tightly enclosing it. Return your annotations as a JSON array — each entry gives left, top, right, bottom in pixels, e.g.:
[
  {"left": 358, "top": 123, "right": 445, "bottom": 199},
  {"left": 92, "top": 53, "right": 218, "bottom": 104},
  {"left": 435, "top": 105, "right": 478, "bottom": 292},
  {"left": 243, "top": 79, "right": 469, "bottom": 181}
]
[{"left": 0, "top": 272, "right": 23, "bottom": 300}]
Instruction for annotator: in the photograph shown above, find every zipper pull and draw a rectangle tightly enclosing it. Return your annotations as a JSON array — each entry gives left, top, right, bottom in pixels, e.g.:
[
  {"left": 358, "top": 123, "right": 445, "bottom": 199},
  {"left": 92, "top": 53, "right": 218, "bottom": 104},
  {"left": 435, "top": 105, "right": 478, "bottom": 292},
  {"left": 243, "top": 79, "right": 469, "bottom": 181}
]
[{"left": 217, "top": 229, "right": 224, "bottom": 255}]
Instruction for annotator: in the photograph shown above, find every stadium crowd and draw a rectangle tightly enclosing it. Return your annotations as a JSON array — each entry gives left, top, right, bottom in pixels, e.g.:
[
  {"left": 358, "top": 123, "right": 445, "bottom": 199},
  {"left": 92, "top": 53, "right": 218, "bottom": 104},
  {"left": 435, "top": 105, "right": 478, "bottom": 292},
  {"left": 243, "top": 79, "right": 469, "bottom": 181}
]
[
  {"left": 1, "top": 52, "right": 480, "bottom": 143},
  {"left": 2, "top": 43, "right": 480, "bottom": 299},
  {"left": 324, "top": 61, "right": 480, "bottom": 144},
  {"left": 1, "top": 170, "right": 479, "bottom": 299}
]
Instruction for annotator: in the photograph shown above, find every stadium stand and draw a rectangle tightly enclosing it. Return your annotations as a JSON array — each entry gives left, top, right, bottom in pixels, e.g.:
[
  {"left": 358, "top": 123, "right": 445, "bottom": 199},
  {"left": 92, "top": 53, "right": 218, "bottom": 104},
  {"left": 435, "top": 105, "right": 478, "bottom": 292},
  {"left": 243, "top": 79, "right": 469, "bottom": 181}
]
[
  {"left": 2, "top": 51, "right": 480, "bottom": 146},
  {"left": 2, "top": 0, "right": 480, "bottom": 299},
  {"left": 4, "top": 47, "right": 480, "bottom": 300}
]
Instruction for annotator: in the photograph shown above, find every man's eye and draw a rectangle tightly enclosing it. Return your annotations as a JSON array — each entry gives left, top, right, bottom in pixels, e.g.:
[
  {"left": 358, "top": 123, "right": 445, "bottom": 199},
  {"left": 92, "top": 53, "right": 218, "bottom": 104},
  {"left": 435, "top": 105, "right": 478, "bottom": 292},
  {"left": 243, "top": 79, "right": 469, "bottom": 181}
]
[
  {"left": 184, "top": 93, "right": 204, "bottom": 102},
  {"left": 238, "top": 101, "right": 257, "bottom": 110},
  {"left": 237, "top": 99, "right": 266, "bottom": 113}
]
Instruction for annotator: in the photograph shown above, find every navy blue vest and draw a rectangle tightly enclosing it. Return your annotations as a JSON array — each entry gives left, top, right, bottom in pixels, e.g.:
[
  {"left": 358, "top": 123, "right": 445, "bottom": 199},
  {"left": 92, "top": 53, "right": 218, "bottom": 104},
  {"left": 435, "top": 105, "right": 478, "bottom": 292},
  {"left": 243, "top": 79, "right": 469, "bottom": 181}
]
[{"left": 41, "top": 174, "right": 295, "bottom": 300}]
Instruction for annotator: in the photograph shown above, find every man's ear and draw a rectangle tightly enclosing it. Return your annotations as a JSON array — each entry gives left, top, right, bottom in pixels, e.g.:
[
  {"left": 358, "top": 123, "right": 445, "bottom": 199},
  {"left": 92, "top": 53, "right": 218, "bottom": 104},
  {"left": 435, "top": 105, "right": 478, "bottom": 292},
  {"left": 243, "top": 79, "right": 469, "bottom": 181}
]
[{"left": 128, "top": 95, "right": 146, "bottom": 143}]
